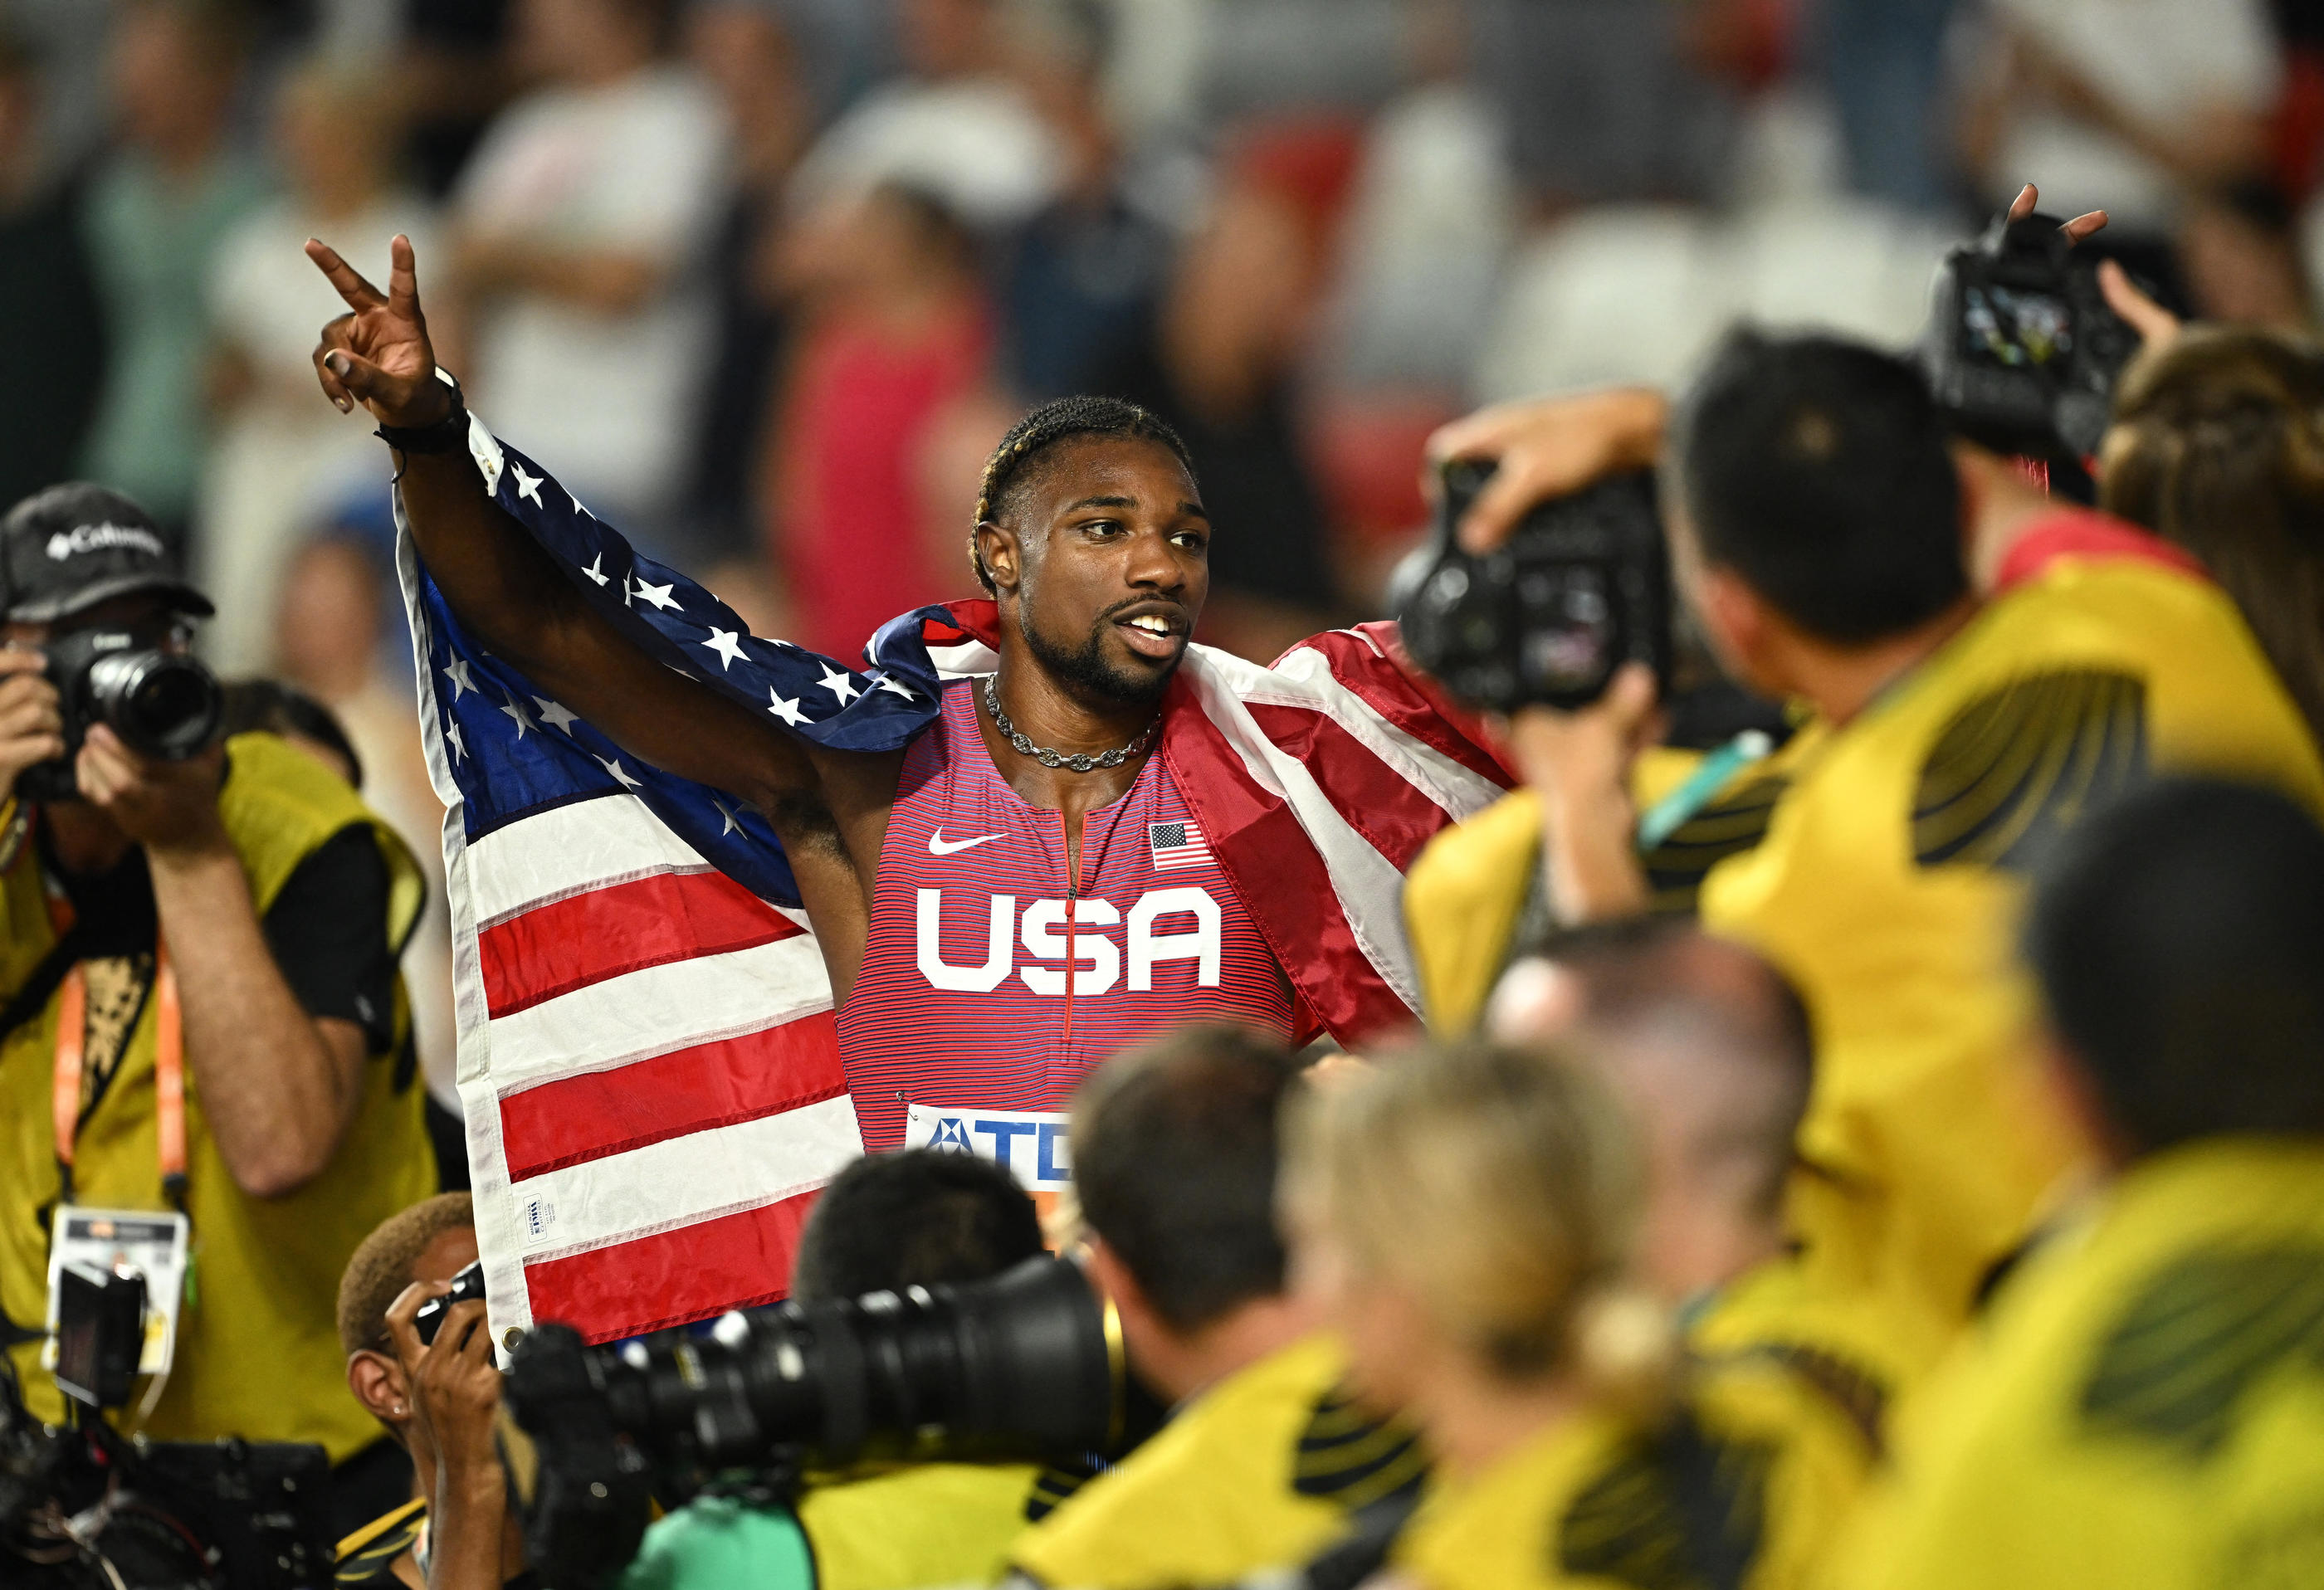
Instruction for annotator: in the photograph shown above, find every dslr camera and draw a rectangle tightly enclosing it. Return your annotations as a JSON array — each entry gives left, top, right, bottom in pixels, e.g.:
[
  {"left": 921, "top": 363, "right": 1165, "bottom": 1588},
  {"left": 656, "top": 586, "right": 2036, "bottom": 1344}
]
[
  {"left": 414, "top": 1260, "right": 488, "bottom": 1348},
  {"left": 1397, "top": 460, "right": 1672, "bottom": 714},
  {"left": 2, "top": 1263, "right": 333, "bottom": 1589},
  {"left": 14, "top": 626, "right": 223, "bottom": 804},
  {"left": 500, "top": 1255, "right": 1140, "bottom": 1590},
  {"left": 1923, "top": 207, "right": 2142, "bottom": 463}
]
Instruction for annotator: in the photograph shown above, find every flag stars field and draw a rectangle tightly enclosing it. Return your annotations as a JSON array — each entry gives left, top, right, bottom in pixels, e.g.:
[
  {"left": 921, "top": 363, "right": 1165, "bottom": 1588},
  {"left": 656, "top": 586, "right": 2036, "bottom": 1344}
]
[{"left": 704, "top": 628, "right": 748, "bottom": 670}]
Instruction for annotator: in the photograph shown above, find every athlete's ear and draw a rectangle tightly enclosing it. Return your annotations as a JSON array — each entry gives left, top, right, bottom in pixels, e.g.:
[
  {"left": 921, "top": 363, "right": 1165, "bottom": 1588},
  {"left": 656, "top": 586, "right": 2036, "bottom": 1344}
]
[{"left": 977, "top": 519, "right": 1024, "bottom": 596}]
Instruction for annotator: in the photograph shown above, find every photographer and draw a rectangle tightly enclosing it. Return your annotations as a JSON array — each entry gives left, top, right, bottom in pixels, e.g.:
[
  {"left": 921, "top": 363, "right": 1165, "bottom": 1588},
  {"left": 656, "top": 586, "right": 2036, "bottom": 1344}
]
[
  {"left": 1838, "top": 778, "right": 2324, "bottom": 1589},
  {"left": 1278, "top": 1041, "right": 1867, "bottom": 1590},
  {"left": 1005, "top": 1027, "right": 1426, "bottom": 1590},
  {"left": 2099, "top": 325, "right": 2324, "bottom": 749},
  {"left": 1491, "top": 920, "right": 1895, "bottom": 1445},
  {"left": 616, "top": 1149, "right": 1050, "bottom": 1590},
  {"left": 0, "top": 485, "right": 436, "bottom": 1515},
  {"left": 1423, "top": 322, "right": 2324, "bottom": 1392},
  {"left": 1491, "top": 920, "right": 1813, "bottom": 1310},
  {"left": 334, "top": 1192, "right": 481, "bottom": 1586},
  {"left": 383, "top": 1261, "right": 528, "bottom": 1590}
]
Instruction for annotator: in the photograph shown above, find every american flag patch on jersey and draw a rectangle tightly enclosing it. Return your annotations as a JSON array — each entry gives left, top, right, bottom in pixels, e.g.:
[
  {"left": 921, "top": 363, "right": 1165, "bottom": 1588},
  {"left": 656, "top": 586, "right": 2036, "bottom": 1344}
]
[{"left": 1150, "top": 821, "right": 1213, "bottom": 870}]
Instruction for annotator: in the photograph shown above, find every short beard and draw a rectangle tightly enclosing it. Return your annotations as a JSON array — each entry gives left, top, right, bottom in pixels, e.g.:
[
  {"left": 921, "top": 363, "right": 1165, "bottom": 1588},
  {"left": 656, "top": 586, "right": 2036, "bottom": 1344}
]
[{"left": 1019, "top": 598, "right": 1176, "bottom": 708}]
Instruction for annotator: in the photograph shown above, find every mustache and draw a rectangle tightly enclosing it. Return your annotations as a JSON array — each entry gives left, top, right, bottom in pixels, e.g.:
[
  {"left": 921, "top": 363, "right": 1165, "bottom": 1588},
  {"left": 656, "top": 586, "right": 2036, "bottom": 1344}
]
[{"left": 1091, "top": 596, "right": 1189, "bottom": 628}]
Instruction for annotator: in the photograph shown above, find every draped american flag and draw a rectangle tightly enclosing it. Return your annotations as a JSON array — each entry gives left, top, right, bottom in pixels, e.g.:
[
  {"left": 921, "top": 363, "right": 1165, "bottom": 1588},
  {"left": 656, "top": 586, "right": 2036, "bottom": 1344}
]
[{"left": 403, "top": 417, "right": 1513, "bottom": 1349}]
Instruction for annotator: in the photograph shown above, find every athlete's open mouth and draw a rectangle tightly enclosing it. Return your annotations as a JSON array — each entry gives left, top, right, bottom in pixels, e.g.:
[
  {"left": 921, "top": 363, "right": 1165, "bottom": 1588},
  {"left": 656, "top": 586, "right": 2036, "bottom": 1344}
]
[{"left": 1111, "top": 605, "right": 1189, "bottom": 660}]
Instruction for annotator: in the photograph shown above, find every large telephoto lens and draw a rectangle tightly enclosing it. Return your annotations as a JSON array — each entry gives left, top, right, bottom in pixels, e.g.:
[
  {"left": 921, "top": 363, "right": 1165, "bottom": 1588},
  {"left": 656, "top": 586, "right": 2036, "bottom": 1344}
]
[
  {"left": 500, "top": 1256, "right": 1123, "bottom": 1589},
  {"left": 86, "top": 651, "right": 222, "bottom": 761},
  {"left": 607, "top": 1253, "right": 1114, "bottom": 1469}
]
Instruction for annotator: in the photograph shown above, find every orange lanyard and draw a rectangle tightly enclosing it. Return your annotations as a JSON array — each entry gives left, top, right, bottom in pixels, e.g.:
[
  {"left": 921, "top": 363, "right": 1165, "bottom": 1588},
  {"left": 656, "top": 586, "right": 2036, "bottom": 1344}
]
[{"left": 51, "top": 944, "right": 186, "bottom": 1211}]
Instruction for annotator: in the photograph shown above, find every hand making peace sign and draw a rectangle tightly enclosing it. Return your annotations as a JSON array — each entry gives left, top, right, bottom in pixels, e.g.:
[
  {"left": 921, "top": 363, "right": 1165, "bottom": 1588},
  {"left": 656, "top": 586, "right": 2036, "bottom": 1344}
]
[{"left": 305, "top": 233, "right": 451, "bottom": 432}]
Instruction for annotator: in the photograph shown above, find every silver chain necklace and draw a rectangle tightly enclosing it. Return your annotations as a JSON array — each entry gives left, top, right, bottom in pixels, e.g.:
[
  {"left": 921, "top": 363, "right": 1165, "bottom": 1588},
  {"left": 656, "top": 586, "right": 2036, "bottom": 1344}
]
[{"left": 980, "top": 673, "right": 1159, "bottom": 773}]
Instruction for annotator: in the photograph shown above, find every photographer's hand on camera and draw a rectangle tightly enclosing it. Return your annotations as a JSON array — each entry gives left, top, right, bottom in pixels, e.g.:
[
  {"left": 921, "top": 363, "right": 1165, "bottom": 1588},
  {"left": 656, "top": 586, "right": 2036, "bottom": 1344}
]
[
  {"left": 64, "top": 726, "right": 372, "bottom": 1201},
  {"left": 1426, "top": 388, "right": 1671, "bottom": 554},
  {"left": 1999, "top": 180, "right": 2180, "bottom": 351},
  {"left": 73, "top": 724, "right": 228, "bottom": 859},
  {"left": 0, "top": 649, "right": 63, "bottom": 797},
  {"left": 1506, "top": 663, "right": 1662, "bottom": 924},
  {"left": 386, "top": 1280, "right": 525, "bottom": 1590}
]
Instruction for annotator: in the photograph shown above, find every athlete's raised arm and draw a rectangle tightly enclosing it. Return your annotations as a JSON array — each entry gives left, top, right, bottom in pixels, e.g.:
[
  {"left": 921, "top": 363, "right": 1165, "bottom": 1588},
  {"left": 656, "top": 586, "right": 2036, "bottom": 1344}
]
[{"left": 305, "top": 235, "right": 815, "bottom": 818}]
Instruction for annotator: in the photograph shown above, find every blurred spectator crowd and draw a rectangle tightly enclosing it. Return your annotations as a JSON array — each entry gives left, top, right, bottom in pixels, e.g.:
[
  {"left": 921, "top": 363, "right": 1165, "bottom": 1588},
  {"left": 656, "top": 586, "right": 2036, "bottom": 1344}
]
[{"left": 12, "top": 0, "right": 2324, "bottom": 656}]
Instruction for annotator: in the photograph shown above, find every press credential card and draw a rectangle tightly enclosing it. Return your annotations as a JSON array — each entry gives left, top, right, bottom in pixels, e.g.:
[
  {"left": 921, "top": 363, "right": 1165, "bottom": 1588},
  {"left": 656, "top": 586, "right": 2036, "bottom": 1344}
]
[{"left": 42, "top": 1207, "right": 189, "bottom": 1377}]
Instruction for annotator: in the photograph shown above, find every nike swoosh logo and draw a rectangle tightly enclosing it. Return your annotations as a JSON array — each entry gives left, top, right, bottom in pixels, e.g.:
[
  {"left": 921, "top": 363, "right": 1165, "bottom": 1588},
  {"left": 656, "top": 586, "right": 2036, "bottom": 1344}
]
[{"left": 929, "top": 831, "right": 1005, "bottom": 856}]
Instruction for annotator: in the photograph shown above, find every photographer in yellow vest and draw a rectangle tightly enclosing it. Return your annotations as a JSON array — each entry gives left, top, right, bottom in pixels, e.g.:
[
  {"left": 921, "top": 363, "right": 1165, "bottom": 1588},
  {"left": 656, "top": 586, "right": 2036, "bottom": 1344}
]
[
  {"left": 1005, "top": 1027, "right": 1428, "bottom": 1590},
  {"left": 615, "top": 1149, "right": 1055, "bottom": 1590},
  {"left": 1840, "top": 779, "right": 2324, "bottom": 1590},
  {"left": 0, "top": 484, "right": 435, "bottom": 1537}
]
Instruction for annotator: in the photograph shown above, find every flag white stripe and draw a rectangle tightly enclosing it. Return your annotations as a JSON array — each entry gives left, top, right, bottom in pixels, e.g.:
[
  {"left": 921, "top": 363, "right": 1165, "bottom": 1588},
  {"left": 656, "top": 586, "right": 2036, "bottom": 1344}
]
[
  {"left": 927, "top": 641, "right": 999, "bottom": 679},
  {"left": 509, "top": 1095, "right": 862, "bottom": 1262},
  {"left": 1179, "top": 651, "right": 1422, "bottom": 1012},
  {"left": 486, "top": 934, "right": 832, "bottom": 1095},
  {"left": 1233, "top": 642, "right": 1504, "bottom": 823},
  {"left": 397, "top": 508, "right": 539, "bottom": 1349},
  {"left": 467, "top": 793, "right": 720, "bottom": 925}
]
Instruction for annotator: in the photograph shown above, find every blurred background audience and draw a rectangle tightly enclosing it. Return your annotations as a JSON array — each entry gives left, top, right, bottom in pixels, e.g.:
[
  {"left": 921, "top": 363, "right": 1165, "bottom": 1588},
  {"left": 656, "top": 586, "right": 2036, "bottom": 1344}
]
[
  {"left": 20, "top": 0, "right": 2324, "bottom": 661},
  {"left": 442, "top": 0, "right": 727, "bottom": 561}
]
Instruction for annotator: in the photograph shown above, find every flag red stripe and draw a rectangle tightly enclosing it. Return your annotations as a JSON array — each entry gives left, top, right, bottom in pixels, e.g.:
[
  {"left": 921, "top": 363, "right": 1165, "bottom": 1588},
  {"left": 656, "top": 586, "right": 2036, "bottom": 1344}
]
[
  {"left": 478, "top": 868, "right": 805, "bottom": 1017},
  {"left": 1296, "top": 624, "right": 1517, "bottom": 788},
  {"left": 1161, "top": 712, "right": 1416, "bottom": 1043},
  {"left": 497, "top": 1013, "right": 847, "bottom": 1182},
  {"left": 1247, "top": 702, "right": 1463, "bottom": 872},
  {"left": 522, "top": 1189, "right": 820, "bottom": 1342}
]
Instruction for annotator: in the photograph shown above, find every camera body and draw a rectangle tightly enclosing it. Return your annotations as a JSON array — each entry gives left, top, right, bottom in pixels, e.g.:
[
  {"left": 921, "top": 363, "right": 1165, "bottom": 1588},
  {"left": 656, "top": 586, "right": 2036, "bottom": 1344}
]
[
  {"left": 1923, "top": 209, "right": 2141, "bottom": 463},
  {"left": 51, "top": 1264, "right": 145, "bottom": 1413},
  {"left": 500, "top": 1255, "right": 1130, "bottom": 1590},
  {"left": 414, "top": 1261, "right": 488, "bottom": 1348},
  {"left": 1, "top": 1358, "right": 332, "bottom": 1590},
  {"left": 14, "top": 627, "right": 222, "bottom": 803},
  {"left": 1397, "top": 461, "right": 1672, "bottom": 714}
]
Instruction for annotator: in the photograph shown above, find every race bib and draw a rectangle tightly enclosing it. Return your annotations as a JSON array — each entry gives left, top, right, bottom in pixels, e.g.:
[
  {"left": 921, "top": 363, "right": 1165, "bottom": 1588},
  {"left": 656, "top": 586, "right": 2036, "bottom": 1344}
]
[
  {"left": 42, "top": 1207, "right": 188, "bottom": 1379},
  {"left": 904, "top": 1106, "right": 1073, "bottom": 1223}
]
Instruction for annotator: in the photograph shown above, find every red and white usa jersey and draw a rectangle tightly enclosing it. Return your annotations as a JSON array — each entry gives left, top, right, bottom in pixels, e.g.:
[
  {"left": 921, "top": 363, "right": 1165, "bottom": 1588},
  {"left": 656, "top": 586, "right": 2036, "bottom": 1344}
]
[{"left": 837, "top": 680, "right": 1301, "bottom": 1149}]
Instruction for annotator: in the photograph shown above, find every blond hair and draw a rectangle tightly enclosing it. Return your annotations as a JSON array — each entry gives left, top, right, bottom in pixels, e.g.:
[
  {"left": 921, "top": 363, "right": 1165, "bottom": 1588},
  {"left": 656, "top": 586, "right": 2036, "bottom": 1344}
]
[
  {"left": 1282, "top": 1042, "right": 1670, "bottom": 1412},
  {"left": 335, "top": 1192, "right": 473, "bottom": 1358}
]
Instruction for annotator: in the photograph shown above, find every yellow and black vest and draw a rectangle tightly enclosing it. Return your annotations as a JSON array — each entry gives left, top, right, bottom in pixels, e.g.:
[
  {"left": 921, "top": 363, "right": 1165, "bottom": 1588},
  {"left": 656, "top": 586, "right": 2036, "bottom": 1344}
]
[
  {"left": 1008, "top": 1332, "right": 1428, "bottom": 1588},
  {"left": 1392, "top": 1358, "right": 1871, "bottom": 1590},
  {"left": 1403, "top": 744, "right": 1798, "bottom": 1036},
  {"left": 0, "top": 733, "right": 437, "bottom": 1461},
  {"left": 1834, "top": 1141, "right": 2324, "bottom": 1590}
]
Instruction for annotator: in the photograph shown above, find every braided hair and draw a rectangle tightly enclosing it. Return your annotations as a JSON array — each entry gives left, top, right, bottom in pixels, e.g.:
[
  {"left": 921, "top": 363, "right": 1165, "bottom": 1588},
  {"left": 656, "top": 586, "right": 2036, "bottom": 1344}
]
[{"left": 969, "top": 395, "right": 1198, "bottom": 593}]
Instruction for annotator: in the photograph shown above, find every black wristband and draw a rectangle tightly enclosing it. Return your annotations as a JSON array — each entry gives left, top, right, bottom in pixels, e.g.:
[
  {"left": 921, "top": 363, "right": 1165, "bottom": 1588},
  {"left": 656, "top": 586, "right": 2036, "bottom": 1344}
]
[{"left": 374, "top": 371, "right": 467, "bottom": 455}]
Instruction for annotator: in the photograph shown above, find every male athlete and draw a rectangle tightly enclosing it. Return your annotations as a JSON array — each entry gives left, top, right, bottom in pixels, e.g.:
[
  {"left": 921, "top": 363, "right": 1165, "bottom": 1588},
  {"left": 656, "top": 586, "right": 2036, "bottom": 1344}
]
[{"left": 304, "top": 237, "right": 1501, "bottom": 1149}]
